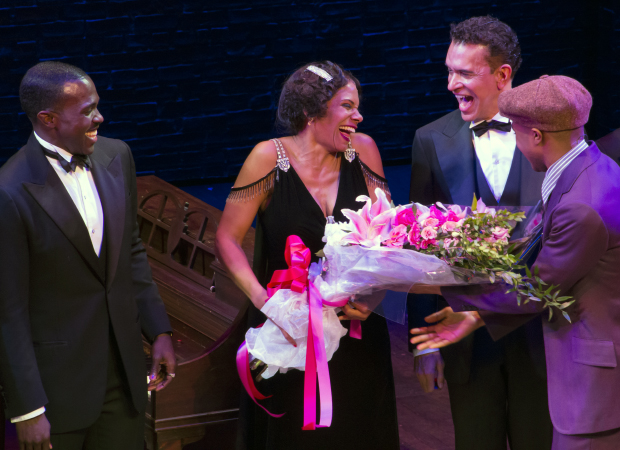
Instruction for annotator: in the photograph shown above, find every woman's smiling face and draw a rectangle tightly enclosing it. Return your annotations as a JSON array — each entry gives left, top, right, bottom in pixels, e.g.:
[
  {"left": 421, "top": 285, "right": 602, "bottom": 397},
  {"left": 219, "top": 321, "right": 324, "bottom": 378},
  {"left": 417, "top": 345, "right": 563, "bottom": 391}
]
[{"left": 312, "top": 81, "right": 363, "bottom": 151}]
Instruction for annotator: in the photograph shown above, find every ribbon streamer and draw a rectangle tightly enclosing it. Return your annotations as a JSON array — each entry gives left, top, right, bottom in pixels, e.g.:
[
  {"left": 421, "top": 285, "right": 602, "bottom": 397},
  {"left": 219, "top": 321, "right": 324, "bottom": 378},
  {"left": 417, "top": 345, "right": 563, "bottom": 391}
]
[{"left": 237, "top": 235, "right": 362, "bottom": 429}]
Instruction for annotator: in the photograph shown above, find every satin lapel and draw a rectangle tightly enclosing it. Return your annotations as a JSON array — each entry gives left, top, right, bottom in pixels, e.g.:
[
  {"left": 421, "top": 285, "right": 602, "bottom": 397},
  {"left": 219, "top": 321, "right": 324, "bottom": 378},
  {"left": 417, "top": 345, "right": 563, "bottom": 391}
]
[
  {"left": 432, "top": 118, "right": 476, "bottom": 206},
  {"left": 23, "top": 147, "right": 103, "bottom": 281},
  {"left": 91, "top": 152, "right": 125, "bottom": 288}
]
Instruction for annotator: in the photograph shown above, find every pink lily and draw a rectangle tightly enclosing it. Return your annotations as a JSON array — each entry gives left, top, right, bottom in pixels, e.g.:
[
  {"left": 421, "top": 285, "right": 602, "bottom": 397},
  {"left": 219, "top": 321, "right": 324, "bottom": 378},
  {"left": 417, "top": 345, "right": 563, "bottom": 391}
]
[{"left": 340, "top": 188, "right": 395, "bottom": 248}]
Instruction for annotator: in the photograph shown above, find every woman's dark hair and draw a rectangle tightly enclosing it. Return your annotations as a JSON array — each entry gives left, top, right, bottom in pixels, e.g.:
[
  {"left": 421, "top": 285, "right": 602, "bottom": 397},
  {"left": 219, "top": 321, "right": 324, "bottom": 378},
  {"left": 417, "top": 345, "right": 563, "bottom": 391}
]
[
  {"left": 450, "top": 15, "right": 522, "bottom": 78},
  {"left": 276, "top": 61, "right": 361, "bottom": 135},
  {"left": 19, "top": 61, "right": 89, "bottom": 122}
]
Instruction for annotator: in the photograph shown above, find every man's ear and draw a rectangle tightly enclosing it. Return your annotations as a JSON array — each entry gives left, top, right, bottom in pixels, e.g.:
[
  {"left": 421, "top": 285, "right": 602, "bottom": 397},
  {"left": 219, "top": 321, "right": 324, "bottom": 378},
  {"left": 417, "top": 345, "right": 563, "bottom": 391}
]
[
  {"left": 496, "top": 64, "right": 513, "bottom": 90},
  {"left": 36, "top": 111, "right": 56, "bottom": 129},
  {"left": 531, "top": 128, "right": 543, "bottom": 145}
]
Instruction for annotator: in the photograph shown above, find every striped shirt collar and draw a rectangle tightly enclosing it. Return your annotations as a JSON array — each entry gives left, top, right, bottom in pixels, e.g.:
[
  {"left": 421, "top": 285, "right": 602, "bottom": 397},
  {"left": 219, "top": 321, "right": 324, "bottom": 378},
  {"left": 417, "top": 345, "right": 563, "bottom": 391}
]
[{"left": 541, "top": 139, "right": 589, "bottom": 205}]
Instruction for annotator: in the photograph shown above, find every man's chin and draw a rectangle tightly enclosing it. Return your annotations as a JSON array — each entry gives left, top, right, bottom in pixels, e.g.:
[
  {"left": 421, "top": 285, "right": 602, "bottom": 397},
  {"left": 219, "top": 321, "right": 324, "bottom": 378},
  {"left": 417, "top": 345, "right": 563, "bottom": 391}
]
[{"left": 459, "top": 110, "right": 476, "bottom": 122}]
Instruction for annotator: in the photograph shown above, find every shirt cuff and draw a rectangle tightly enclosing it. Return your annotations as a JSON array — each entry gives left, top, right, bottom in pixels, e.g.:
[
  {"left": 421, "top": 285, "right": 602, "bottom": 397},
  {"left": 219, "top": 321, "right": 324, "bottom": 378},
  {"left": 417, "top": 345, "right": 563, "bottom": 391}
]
[
  {"left": 11, "top": 407, "right": 45, "bottom": 423},
  {"left": 413, "top": 348, "right": 439, "bottom": 357}
]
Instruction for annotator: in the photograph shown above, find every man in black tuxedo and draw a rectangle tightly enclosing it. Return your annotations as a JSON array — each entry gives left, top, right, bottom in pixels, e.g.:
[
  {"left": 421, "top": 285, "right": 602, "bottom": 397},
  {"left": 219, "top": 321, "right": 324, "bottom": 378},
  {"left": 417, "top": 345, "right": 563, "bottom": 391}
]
[
  {"left": 0, "top": 61, "right": 175, "bottom": 449},
  {"left": 407, "top": 16, "right": 552, "bottom": 450}
]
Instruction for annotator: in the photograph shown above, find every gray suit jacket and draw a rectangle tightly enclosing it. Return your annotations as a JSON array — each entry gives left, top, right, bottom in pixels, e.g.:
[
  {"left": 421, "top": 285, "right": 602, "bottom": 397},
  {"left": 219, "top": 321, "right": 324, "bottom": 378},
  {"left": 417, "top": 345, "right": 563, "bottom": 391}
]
[{"left": 443, "top": 143, "right": 620, "bottom": 435}]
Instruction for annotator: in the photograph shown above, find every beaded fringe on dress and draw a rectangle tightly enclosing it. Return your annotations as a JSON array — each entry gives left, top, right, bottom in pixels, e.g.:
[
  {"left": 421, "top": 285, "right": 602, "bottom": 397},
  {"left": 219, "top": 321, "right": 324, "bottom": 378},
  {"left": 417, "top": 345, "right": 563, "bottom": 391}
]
[
  {"left": 226, "top": 169, "right": 277, "bottom": 203},
  {"left": 359, "top": 159, "right": 391, "bottom": 197}
]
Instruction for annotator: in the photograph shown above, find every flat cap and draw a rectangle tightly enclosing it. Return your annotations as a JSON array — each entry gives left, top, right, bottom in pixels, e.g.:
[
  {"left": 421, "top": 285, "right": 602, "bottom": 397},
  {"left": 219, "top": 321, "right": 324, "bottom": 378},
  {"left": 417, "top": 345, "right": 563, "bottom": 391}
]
[{"left": 498, "top": 75, "right": 592, "bottom": 131}]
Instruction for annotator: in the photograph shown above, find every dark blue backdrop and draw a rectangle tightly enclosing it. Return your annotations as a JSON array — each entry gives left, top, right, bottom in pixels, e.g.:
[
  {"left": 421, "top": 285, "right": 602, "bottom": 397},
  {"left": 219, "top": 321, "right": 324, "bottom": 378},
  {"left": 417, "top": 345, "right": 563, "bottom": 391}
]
[{"left": 0, "top": 0, "right": 617, "bottom": 188}]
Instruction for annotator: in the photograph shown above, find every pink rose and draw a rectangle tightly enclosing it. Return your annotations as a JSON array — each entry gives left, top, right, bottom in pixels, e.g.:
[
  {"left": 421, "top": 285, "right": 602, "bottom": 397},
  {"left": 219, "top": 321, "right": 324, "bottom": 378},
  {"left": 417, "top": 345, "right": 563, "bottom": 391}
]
[
  {"left": 441, "top": 221, "right": 459, "bottom": 233},
  {"left": 422, "top": 217, "right": 439, "bottom": 228},
  {"left": 407, "top": 223, "right": 421, "bottom": 248},
  {"left": 429, "top": 205, "right": 447, "bottom": 226},
  {"left": 484, "top": 236, "right": 497, "bottom": 244},
  {"left": 395, "top": 208, "right": 416, "bottom": 227},
  {"left": 420, "top": 239, "right": 437, "bottom": 249},
  {"left": 383, "top": 224, "right": 408, "bottom": 248},
  {"left": 492, "top": 227, "right": 510, "bottom": 241},
  {"left": 421, "top": 226, "right": 437, "bottom": 240}
]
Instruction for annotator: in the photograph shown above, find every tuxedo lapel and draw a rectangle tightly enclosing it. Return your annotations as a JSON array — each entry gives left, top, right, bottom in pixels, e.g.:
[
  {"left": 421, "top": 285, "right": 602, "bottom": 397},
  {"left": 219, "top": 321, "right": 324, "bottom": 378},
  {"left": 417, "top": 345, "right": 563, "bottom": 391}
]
[
  {"left": 432, "top": 116, "right": 476, "bottom": 206},
  {"left": 22, "top": 137, "right": 103, "bottom": 281},
  {"left": 90, "top": 148, "right": 125, "bottom": 288}
]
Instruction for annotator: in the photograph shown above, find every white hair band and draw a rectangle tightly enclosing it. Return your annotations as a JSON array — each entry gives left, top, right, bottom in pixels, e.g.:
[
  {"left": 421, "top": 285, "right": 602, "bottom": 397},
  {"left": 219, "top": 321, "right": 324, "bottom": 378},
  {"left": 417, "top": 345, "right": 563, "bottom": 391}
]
[{"left": 305, "top": 65, "right": 333, "bottom": 82}]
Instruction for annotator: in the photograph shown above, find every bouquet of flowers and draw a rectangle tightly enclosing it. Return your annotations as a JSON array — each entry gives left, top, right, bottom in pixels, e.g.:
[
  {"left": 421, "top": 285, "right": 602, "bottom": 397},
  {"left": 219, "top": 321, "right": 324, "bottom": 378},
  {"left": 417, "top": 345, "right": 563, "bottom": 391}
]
[
  {"left": 321, "top": 188, "right": 574, "bottom": 321},
  {"left": 237, "top": 189, "right": 574, "bottom": 430}
]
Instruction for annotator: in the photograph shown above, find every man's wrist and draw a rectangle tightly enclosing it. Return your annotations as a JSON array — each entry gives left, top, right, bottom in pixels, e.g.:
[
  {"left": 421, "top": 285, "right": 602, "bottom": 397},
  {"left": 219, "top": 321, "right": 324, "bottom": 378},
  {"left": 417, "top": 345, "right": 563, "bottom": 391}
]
[
  {"left": 413, "top": 348, "right": 439, "bottom": 357},
  {"left": 12, "top": 407, "right": 45, "bottom": 423},
  {"left": 154, "top": 331, "right": 172, "bottom": 340}
]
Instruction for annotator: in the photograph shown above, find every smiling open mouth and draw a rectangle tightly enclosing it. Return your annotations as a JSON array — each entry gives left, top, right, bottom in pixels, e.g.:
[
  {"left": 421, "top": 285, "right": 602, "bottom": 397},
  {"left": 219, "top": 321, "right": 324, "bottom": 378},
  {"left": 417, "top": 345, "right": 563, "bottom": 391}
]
[
  {"left": 85, "top": 130, "right": 98, "bottom": 139},
  {"left": 339, "top": 126, "right": 356, "bottom": 141},
  {"left": 455, "top": 95, "right": 474, "bottom": 111}
]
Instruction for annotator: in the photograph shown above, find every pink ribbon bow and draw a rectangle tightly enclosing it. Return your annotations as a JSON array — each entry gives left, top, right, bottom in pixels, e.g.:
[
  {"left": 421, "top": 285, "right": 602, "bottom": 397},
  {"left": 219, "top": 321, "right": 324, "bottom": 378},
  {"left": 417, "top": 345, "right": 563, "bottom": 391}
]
[{"left": 236, "top": 235, "right": 361, "bottom": 430}]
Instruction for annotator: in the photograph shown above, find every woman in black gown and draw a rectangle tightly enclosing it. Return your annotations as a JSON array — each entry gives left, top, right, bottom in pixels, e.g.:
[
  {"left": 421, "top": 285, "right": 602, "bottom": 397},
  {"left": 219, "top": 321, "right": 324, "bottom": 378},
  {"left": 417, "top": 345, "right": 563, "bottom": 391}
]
[{"left": 215, "top": 61, "right": 399, "bottom": 450}]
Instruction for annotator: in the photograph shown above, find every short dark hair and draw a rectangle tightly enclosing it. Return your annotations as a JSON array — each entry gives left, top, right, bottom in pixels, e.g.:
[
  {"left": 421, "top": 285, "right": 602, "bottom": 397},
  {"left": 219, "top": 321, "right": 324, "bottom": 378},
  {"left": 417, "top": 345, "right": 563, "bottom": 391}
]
[
  {"left": 450, "top": 16, "right": 522, "bottom": 78},
  {"left": 276, "top": 61, "right": 362, "bottom": 135},
  {"left": 19, "top": 61, "right": 89, "bottom": 122}
]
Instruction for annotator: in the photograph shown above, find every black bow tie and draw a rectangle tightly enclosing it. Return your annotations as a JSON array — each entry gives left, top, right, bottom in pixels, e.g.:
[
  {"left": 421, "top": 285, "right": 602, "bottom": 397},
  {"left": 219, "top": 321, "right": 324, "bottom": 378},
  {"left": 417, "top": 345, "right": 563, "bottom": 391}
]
[
  {"left": 471, "top": 120, "right": 512, "bottom": 137},
  {"left": 42, "top": 147, "right": 91, "bottom": 173}
]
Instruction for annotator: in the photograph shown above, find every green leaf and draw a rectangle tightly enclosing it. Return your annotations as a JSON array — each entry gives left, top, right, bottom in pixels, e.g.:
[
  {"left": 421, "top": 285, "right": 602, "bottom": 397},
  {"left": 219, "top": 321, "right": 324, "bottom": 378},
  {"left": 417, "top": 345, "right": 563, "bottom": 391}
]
[
  {"left": 525, "top": 266, "right": 532, "bottom": 279},
  {"left": 528, "top": 296, "right": 541, "bottom": 302},
  {"left": 561, "top": 311, "right": 571, "bottom": 323},
  {"left": 471, "top": 194, "right": 478, "bottom": 211}
]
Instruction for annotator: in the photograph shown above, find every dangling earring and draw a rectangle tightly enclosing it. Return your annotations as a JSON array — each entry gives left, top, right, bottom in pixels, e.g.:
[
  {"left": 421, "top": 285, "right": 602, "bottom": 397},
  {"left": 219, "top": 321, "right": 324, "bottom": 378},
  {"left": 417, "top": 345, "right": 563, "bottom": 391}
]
[
  {"left": 344, "top": 139, "right": 356, "bottom": 162},
  {"left": 307, "top": 118, "right": 314, "bottom": 126}
]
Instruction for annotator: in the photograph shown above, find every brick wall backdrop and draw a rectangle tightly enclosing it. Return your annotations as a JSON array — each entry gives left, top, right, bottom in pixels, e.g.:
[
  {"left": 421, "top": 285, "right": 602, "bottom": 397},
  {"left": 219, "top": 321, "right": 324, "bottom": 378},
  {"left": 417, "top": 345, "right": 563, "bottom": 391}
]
[{"left": 0, "top": 0, "right": 617, "bottom": 183}]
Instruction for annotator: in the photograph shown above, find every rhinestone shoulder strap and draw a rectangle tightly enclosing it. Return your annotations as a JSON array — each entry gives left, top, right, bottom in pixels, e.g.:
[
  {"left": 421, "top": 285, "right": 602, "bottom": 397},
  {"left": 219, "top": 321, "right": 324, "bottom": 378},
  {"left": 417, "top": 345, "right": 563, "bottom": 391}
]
[{"left": 271, "top": 138, "right": 290, "bottom": 172}]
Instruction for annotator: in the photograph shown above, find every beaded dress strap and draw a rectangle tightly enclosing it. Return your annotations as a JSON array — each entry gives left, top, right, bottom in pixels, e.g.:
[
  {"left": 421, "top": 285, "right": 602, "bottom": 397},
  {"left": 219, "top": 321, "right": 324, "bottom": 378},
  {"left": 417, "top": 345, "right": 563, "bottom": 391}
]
[
  {"left": 226, "top": 139, "right": 290, "bottom": 203},
  {"left": 358, "top": 157, "right": 391, "bottom": 197}
]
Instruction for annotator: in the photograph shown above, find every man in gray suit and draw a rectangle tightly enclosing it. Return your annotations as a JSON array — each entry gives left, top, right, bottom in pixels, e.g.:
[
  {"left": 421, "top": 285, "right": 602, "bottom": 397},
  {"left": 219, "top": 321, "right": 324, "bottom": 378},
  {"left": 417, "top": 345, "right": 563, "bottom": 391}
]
[
  {"left": 407, "top": 16, "right": 551, "bottom": 450},
  {"left": 412, "top": 74, "right": 620, "bottom": 450}
]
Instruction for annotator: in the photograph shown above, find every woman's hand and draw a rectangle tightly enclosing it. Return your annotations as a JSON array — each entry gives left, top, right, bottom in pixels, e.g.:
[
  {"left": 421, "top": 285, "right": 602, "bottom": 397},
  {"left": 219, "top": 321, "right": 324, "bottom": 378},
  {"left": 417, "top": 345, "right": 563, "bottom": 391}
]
[{"left": 339, "top": 300, "right": 372, "bottom": 321}]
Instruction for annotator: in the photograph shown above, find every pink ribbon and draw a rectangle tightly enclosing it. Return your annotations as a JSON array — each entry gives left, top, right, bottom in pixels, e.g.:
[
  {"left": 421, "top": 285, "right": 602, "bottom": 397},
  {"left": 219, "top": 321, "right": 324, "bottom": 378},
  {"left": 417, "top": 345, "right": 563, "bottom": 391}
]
[{"left": 236, "top": 235, "right": 362, "bottom": 429}]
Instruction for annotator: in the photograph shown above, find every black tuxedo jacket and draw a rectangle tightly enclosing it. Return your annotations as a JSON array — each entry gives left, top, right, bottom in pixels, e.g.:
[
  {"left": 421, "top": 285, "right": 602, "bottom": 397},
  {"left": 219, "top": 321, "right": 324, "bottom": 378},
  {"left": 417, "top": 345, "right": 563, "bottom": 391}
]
[
  {"left": 408, "top": 109, "right": 546, "bottom": 382},
  {"left": 0, "top": 133, "right": 171, "bottom": 433}
]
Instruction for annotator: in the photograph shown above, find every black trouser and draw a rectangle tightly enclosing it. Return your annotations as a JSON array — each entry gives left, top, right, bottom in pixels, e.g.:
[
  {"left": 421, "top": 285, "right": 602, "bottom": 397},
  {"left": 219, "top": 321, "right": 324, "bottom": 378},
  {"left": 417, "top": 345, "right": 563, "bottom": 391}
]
[
  {"left": 447, "top": 326, "right": 553, "bottom": 450},
  {"left": 50, "top": 332, "right": 144, "bottom": 450}
]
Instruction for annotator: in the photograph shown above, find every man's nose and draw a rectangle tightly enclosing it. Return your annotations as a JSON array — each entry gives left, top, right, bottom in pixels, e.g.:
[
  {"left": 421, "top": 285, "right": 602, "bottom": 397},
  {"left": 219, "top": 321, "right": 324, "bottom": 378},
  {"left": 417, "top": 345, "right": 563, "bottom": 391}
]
[
  {"left": 94, "top": 109, "right": 104, "bottom": 124},
  {"left": 447, "top": 74, "right": 460, "bottom": 92}
]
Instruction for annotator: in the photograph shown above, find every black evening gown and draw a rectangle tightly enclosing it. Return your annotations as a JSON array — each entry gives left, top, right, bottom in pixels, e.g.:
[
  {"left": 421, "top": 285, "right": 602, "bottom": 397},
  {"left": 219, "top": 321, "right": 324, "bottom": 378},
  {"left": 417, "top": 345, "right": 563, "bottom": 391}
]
[{"left": 234, "top": 148, "right": 400, "bottom": 450}]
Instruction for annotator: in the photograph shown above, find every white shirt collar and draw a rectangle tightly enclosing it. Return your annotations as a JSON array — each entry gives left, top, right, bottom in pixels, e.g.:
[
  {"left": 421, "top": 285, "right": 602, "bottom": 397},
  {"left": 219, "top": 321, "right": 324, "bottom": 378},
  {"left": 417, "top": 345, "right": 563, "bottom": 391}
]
[
  {"left": 34, "top": 132, "right": 73, "bottom": 163},
  {"left": 541, "top": 139, "right": 589, "bottom": 205},
  {"left": 470, "top": 112, "right": 511, "bottom": 128}
]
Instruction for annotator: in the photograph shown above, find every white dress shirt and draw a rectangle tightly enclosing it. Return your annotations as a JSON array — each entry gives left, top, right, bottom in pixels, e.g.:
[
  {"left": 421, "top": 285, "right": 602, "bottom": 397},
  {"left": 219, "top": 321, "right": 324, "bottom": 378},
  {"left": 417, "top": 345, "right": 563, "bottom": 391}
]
[
  {"left": 35, "top": 132, "right": 104, "bottom": 255},
  {"left": 12, "top": 133, "right": 105, "bottom": 423},
  {"left": 413, "top": 113, "right": 516, "bottom": 358},
  {"left": 470, "top": 113, "right": 516, "bottom": 203}
]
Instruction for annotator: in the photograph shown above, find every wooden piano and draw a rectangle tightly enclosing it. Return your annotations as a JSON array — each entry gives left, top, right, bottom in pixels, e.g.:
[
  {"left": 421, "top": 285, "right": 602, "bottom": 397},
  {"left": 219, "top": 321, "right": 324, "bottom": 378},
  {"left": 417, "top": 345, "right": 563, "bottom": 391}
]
[{"left": 137, "top": 176, "right": 253, "bottom": 450}]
